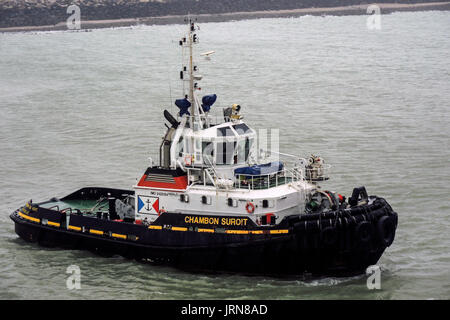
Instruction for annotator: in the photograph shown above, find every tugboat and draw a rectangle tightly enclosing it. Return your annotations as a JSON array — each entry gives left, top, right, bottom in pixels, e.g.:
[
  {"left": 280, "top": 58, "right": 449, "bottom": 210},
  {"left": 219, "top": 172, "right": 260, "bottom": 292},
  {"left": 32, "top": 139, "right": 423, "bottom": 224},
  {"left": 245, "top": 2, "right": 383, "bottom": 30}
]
[{"left": 10, "top": 21, "right": 397, "bottom": 276}]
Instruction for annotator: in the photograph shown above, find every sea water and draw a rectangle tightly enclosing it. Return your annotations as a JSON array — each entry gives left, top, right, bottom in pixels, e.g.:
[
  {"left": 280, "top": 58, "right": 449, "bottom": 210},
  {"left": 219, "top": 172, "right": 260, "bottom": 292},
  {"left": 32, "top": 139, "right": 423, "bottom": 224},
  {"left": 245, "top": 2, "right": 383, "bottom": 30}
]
[{"left": 0, "top": 11, "right": 449, "bottom": 299}]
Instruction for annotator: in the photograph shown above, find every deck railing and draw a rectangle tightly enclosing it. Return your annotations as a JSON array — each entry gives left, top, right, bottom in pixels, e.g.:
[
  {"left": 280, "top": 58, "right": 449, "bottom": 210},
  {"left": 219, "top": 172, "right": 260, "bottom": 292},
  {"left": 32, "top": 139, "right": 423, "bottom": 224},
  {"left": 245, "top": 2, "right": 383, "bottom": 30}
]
[
  {"left": 304, "top": 164, "right": 331, "bottom": 182},
  {"left": 234, "top": 168, "right": 304, "bottom": 190}
]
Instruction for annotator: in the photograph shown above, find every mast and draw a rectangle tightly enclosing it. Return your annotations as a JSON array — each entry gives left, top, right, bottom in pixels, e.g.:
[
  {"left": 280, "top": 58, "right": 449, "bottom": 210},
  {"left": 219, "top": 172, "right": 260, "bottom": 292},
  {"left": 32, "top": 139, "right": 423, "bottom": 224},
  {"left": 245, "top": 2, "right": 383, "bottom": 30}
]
[
  {"left": 188, "top": 20, "right": 195, "bottom": 129},
  {"left": 178, "top": 17, "right": 199, "bottom": 130}
]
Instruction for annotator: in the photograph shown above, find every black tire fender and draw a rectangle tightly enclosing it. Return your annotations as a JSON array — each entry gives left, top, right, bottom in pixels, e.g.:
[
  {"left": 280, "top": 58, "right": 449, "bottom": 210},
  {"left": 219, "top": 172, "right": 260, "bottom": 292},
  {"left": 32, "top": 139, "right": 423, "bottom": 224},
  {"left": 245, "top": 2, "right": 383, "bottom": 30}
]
[
  {"left": 293, "top": 221, "right": 304, "bottom": 231},
  {"left": 320, "top": 226, "right": 338, "bottom": 247},
  {"left": 355, "top": 221, "right": 373, "bottom": 244},
  {"left": 377, "top": 216, "right": 395, "bottom": 247}
]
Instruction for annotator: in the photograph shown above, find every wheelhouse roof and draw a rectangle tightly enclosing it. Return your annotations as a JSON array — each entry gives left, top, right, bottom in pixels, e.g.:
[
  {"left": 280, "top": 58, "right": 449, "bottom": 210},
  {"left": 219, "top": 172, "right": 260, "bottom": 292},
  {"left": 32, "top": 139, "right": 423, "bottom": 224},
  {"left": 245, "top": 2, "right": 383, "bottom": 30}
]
[{"left": 183, "top": 121, "right": 255, "bottom": 139}]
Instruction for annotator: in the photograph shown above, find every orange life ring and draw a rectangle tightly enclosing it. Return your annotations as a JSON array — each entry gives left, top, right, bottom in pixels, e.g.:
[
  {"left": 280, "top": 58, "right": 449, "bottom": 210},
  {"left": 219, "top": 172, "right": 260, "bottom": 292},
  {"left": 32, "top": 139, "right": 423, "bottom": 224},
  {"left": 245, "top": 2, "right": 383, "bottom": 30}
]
[
  {"left": 184, "top": 155, "right": 192, "bottom": 166},
  {"left": 245, "top": 202, "right": 255, "bottom": 214}
]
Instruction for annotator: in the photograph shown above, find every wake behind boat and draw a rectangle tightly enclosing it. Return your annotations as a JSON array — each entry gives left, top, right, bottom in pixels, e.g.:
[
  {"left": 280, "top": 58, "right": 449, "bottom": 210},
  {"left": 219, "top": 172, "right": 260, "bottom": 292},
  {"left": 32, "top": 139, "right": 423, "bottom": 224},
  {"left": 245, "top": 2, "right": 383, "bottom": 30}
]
[{"left": 10, "top": 20, "right": 398, "bottom": 276}]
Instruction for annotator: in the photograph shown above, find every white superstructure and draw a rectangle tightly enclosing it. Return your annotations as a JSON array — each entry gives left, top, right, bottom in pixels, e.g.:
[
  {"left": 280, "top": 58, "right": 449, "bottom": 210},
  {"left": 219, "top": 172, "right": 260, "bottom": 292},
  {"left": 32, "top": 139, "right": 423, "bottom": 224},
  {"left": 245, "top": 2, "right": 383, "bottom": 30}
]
[{"left": 134, "top": 20, "right": 330, "bottom": 226}]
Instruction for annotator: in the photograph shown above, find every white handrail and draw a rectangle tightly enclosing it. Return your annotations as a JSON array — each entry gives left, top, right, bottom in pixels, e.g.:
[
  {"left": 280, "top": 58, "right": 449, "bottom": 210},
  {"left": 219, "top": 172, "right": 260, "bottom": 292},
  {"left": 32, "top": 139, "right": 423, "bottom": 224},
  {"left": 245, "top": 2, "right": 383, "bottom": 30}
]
[{"left": 234, "top": 168, "right": 303, "bottom": 190}]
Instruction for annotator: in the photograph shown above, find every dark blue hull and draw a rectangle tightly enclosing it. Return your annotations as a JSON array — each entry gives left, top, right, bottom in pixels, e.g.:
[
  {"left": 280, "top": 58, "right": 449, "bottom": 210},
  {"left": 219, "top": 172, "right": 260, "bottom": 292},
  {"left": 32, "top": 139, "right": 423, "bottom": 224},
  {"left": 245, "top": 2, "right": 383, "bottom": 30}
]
[{"left": 10, "top": 187, "right": 397, "bottom": 276}]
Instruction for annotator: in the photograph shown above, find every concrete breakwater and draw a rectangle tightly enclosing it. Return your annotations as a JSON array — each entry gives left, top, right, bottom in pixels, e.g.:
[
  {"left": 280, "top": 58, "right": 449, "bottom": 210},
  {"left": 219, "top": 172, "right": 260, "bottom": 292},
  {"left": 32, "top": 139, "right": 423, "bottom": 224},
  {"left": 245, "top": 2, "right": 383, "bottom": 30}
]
[{"left": 1, "top": 0, "right": 449, "bottom": 30}]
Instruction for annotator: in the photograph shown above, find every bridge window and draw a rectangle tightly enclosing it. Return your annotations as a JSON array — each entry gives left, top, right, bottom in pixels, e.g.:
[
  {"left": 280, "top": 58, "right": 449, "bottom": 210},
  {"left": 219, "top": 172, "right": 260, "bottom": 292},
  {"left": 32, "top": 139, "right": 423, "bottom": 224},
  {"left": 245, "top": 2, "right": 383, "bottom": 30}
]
[
  {"left": 236, "top": 139, "right": 246, "bottom": 164},
  {"left": 232, "top": 123, "right": 251, "bottom": 135},
  {"left": 217, "top": 126, "right": 235, "bottom": 137},
  {"left": 216, "top": 141, "right": 236, "bottom": 165},
  {"left": 176, "top": 136, "right": 184, "bottom": 157},
  {"left": 245, "top": 137, "right": 253, "bottom": 160},
  {"left": 202, "top": 141, "right": 214, "bottom": 165}
]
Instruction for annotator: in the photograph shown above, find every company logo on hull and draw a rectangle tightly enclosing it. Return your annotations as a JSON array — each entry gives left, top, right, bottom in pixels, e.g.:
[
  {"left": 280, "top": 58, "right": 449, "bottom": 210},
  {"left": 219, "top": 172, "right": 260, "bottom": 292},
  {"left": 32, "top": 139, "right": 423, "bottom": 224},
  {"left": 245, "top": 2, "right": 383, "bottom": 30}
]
[{"left": 137, "top": 196, "right": 159, "bottom": 214}]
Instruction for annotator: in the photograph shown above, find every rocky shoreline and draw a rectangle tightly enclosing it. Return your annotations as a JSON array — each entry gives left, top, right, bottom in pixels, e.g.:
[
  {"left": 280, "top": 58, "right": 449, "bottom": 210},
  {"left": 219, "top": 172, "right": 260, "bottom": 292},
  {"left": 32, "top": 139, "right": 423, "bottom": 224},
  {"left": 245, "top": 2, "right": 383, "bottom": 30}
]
[{"left": 1, "top": 1, "right": 449, "bottom": 32}]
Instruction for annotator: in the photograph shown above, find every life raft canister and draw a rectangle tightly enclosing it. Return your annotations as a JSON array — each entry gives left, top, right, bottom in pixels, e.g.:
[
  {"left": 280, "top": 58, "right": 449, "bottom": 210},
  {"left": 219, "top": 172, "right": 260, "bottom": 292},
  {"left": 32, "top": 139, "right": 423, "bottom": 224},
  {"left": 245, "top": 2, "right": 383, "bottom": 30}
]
[{"left": 245, "top": 202, "right": 255, "bottom": 214}]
